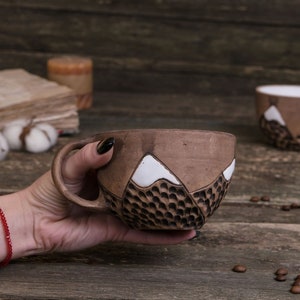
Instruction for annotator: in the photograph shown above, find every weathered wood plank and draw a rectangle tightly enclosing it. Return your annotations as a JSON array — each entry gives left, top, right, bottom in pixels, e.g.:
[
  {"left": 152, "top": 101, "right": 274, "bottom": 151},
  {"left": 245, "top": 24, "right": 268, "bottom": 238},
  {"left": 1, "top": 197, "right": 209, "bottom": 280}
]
[
  {"left": 1, "top": 0, "right": 300, "bottom": 26},
  {"left": 1, "top": 9, "right": 300, "bottom": 68},
  {"left": 2, "top": 51, "right": 300, "bottom": 95},
  {"left": 82, "top": 93, "right": 257, "bottom": 123},
  {"left": 0, "top": 1, "right": 300, "bottom": 94},
  {"left": 1, "top": 222, "right": 299, "bottom": 299},
  {"left": 212, "top": 204, "right": 300, "bottom": 224},
  {"left": 1, "top": 263, "right": 299, "bottom": 299}
]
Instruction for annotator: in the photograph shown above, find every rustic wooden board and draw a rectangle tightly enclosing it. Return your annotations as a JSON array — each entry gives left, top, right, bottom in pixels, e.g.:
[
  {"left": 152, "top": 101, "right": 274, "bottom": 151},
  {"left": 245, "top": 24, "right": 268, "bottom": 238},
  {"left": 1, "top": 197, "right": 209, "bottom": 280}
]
[
  {"left": 1, "top": 0, "right": 300, "bottom": 25},
  {"left": 2, "top": 9, "right": 300, "bottom": 68},
  {"left": 0, "top": 91, "right": 299, "bottom": 299},
  {"left": 1, "top": 264, "right": 299, "bottom": 299},
  {"left": 1, "top": 222, "right": 299, "bottom": 299},
  {"left": 0, "top": 1, "right": 300, "bottom": 94}
]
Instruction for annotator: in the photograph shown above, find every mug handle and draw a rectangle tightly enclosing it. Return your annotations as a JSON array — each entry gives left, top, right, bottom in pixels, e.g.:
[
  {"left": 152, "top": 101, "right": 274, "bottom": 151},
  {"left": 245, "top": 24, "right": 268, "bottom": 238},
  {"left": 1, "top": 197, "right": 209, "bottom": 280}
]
[{"left": 51, "top": 136, "right": 109, "bottom": 211}]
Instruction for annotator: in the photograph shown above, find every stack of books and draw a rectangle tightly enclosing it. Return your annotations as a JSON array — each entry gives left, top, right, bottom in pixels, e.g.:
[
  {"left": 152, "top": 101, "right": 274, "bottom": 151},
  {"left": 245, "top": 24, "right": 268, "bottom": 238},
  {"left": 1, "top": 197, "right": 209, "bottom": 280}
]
[{"left": 0, "top": 69, "right": 79, "bottom": 134}]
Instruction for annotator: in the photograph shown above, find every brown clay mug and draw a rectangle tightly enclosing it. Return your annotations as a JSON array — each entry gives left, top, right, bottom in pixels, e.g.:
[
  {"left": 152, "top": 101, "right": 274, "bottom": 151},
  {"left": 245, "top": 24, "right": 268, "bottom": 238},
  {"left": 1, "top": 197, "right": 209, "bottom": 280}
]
[
  {"left": 255, "top": 85, "right": 300, "bottom": 151},
  {"left": 52, "top": 129, "right": 236, "bottom": 230}
]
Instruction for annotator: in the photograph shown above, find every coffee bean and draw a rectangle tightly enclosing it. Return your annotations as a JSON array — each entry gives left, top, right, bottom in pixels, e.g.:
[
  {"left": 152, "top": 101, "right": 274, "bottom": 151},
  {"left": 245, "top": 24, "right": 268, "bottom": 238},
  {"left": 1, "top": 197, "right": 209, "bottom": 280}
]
[
  {"left": 275, "top": 267, "right": 288, "bottom": 276},
  {"left": 250, "top": 196, "right": 260, "bottom": 203},
  {"left": 275, "top": 274, "right": 287, "bottom": 282},
  {"left": 281, "top": 205, "right": 291, "bottom": 211},
  {"left": 290, "top": 285, "right": 300, "bottom": 294},
  {"left": 290, "top": 203, "right": 300, "bottom": 209},
  {"left": 260, "top": 195, "right": 270, "bottom": 202},
  {"left": 293, "top": 279, "right": 300, "bottom": 286},
  {"left": 232, "top": 264, "right": 247, "bottom": 273}
]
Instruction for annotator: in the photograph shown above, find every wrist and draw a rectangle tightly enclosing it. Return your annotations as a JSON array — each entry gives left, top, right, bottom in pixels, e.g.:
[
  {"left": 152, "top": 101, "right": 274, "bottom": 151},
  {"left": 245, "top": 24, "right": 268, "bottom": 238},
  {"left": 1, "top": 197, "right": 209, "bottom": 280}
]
[
  {"left": 0, "top": 190, "right": 41, "bottom": 261},
  {"left": 0, "top": 208, "right": 12, "bottom": 266}
]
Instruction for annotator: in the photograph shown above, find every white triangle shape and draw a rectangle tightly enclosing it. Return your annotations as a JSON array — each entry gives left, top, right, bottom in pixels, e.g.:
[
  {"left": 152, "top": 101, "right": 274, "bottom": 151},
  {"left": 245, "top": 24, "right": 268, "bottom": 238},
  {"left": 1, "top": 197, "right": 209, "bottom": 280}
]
[
  {"left": 264, "top": 105, "right": 286, "bottom": 126},
  {"left": 132, "top": 154, "right": 180, "bottom": 187},
  {"left": 223, "top": 159, "right": 236, "bottom": 181}
]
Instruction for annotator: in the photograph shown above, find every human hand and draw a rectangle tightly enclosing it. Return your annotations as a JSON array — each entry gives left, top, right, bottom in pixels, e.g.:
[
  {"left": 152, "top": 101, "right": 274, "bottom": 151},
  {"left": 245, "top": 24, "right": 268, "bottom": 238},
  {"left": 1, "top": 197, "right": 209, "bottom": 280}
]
[{"left": 13, "top": 138, "right": 196, "bottom": 257}]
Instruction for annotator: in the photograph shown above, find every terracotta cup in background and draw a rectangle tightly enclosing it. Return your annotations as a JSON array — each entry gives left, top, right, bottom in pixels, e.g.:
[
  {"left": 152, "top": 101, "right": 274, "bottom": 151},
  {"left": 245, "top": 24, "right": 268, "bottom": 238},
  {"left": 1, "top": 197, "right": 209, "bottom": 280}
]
[{"left": 255, "top": 85, "right": 300, "bottom": 151}]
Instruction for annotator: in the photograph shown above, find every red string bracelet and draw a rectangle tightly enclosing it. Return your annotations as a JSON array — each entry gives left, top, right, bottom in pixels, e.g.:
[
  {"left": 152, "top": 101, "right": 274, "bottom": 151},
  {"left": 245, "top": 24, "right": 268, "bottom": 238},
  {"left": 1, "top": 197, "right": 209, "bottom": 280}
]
[{"left": 0, "top": 208, "right": 12, "bottom": 267}]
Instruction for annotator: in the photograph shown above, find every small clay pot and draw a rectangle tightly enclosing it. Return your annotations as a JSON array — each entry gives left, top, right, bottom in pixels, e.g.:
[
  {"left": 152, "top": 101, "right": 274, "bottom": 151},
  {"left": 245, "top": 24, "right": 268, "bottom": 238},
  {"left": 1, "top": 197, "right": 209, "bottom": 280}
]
[
  {"left": 255, "top": 85, "right": 300, "bottom": 151},
  {"left": 52, "top": 129, "right": 236, "bottom": 230}
]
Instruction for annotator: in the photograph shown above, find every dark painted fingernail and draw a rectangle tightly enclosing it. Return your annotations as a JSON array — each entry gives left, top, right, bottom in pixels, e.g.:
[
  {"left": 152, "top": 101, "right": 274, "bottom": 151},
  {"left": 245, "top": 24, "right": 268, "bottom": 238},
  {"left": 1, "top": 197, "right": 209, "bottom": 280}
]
[{"left": 97, "top": 137, "right": 115, "bottom": 154}]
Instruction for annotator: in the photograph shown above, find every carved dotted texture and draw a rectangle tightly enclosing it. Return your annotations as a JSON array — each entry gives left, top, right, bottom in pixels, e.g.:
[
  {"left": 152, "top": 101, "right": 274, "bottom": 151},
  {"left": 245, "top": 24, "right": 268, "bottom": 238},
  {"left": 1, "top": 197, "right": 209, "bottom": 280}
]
[
  {"left": 192, "top": 174, "right": 230, "bottom": 218},
  {"left": 121, "top": 179, "right": 205, "bottom": 229},
  {"left": 103, "top": 174, "right": 231, "bottom": 230},
  {"left": 260, "top": 116, "right": 300, "bottom": 151}
]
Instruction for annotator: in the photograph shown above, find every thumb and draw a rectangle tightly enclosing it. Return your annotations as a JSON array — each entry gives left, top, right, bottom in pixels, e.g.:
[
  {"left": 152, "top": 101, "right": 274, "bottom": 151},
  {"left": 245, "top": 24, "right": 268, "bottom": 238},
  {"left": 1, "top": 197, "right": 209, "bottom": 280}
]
[{"left": 62, "top": 137, "right": 115, "bottom": 181}]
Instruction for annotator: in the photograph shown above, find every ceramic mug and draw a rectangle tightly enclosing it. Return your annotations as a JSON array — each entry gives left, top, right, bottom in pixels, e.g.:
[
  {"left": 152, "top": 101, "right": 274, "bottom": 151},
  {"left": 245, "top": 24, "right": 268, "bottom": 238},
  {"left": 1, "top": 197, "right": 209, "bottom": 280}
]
[
  {"left": 52, "top": 129, "right": 236, "bottom": 230},
  {"left": 255, "top": 85, "right": 300, "bottom": 151}
]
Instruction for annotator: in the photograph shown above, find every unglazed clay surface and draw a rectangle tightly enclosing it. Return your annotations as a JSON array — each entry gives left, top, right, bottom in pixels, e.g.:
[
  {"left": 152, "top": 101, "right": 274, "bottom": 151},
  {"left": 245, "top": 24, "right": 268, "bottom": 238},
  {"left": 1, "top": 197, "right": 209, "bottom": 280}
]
[
  {"left": 259, "top": 116, "right": 300, "bottom": 151},
  {"left": 101, "top": 153, "right": 235, "bottom": 230},
  {"left": 257, "top": 100, "right": 300, "bottom": 150},
  {"left": 52, "top": 129, "right": 236, "bottom": 230},
  {"left": 255, "top": 85, "right": 300, "bottom": 151},
  {"left": 97, "top": 130, "right": 236, "bottom": 198}
]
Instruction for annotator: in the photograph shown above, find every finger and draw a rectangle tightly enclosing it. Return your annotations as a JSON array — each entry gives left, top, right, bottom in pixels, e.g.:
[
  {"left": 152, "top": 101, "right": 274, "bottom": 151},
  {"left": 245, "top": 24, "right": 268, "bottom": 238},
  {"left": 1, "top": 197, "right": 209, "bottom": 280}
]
[
  {"left": 54, "top": 213, "right": 196, "bottom": 252},
  {"left": 63, "top": 137, "right": 114, "bottom": 181},
  {"left": 121, "top": 228, "right": 197, "bottom": 245}
]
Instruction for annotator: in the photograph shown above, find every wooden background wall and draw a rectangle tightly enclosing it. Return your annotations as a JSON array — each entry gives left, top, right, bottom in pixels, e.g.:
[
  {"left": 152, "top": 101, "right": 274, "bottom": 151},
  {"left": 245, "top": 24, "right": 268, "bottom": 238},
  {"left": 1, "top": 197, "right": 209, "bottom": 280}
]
[{"left": 0, "top": 0, "right": 299, "bottom": 95}]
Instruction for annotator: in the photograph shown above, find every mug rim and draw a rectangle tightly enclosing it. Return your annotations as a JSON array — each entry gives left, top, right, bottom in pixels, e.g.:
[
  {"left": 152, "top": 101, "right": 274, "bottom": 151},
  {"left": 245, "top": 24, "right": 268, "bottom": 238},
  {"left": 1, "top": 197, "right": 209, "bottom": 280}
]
[
  {"left": 256, "top": 84, "right": 300, "bottom": 98},
  {"left": 96, "top": 128, "right": 236, "bottom": 197},
  {"left": 94, "top": 128, "right": 236, "bottom": 140}
]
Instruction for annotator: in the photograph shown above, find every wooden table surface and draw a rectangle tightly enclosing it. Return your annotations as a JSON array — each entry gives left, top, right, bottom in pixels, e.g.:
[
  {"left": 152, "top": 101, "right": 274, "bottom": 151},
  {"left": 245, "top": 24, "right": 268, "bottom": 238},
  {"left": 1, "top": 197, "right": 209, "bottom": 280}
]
[{"left": 1, "top": 92, "right": 299, "bottom": 299}]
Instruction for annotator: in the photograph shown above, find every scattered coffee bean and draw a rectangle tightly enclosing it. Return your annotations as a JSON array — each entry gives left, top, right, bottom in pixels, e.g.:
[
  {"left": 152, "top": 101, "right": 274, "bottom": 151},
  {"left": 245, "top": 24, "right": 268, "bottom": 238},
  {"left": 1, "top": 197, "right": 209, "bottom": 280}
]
[
  {"left": 275, "top": 274, "right": 287, "bottom": 282},
  {"left": 275, "top": 267, "right": 288, "bottom": 276},
  {"left": 280, "top": 203, "right": 300, "bottom": 211},
  {"left": 249, "top": 195, "right": 273, "bottom": 204},
  {"left": 260, "top": 195, "right": 270, "bottom": 202},
  {"left": 293, "top": 279, "right": 300, "bottom": 286},
  {"left": 290, "top": 203, "right": 300, "bottom": 209},
  {"left": 232, "top": 264, "right": 247, "bottom": 273},
  {"left": 281, "top": 205, "right": 291, "bottom": 211},
  {"left": 290, "top": 285, "right": 300, "bottom": 294},
  {"left": 250, "top": 196, "right": 260, "bottom": 203}
]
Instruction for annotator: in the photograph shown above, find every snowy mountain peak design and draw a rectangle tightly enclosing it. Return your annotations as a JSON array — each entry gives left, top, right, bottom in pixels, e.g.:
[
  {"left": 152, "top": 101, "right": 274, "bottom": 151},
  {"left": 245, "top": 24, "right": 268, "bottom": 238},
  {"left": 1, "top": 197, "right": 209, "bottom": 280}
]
[
  {"left": 131, "top": 154, "right": 180, "bottom": 187},
  {"left": 264, "top": 105, "right": 286, "bottom": 126},
  {"left": 223, "top": 159, "right": 235, "bottom": 181}
]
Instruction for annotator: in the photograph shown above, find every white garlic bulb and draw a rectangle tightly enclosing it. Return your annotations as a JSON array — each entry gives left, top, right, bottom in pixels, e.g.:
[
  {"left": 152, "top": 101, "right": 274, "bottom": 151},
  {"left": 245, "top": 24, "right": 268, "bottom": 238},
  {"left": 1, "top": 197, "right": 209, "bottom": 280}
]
[
  {"left": 0, "top": 132, "right": 9, "bottom": 161},
  {"left": 2, "top": 119, "right": 58, "bottom": 153}
]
